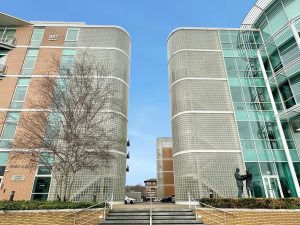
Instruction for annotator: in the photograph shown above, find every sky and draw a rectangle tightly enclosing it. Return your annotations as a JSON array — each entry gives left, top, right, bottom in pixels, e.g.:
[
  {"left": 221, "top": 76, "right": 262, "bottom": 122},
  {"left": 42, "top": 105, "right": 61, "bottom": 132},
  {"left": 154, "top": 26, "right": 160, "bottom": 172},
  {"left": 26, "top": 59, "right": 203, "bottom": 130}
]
[{"left": 2, "top": 0, "right": 256, "bottom": 185}]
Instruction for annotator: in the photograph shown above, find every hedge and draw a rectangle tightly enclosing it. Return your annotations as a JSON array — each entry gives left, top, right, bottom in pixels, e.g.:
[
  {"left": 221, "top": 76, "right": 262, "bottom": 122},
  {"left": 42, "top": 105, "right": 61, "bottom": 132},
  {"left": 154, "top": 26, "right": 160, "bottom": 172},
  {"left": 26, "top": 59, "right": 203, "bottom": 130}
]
[
  {"left": 198, "top": 198, "right": 300, "bottom": 209},
  {"left": 0, "top": 201, "right": 106, "bottom": 211}
]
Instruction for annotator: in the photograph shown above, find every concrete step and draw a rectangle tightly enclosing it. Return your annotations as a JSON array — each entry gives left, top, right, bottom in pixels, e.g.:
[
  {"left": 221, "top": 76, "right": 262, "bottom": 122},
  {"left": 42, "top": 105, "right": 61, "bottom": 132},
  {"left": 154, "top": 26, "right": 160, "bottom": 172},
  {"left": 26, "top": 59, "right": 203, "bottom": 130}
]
[
  {"left": 101, "top": 208, "right": 204, "bottom": 224},
  {"left": 108, "top": 212, "right": 194, "bottom": 216}
]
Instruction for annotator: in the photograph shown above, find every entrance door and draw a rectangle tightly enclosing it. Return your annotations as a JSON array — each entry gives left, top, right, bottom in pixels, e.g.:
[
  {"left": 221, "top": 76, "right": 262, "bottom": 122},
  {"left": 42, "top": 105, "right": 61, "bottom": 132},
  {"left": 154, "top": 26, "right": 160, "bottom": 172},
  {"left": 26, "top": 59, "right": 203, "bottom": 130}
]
[{"left": 262, "top": 176, "right": 283, "bottom": 198}]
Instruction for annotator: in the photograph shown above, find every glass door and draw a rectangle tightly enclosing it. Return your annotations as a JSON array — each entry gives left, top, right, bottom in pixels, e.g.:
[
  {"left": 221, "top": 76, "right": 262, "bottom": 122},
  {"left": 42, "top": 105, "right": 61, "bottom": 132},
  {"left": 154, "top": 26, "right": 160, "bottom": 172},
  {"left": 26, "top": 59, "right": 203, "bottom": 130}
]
[{"left": 262, "top": 175, "right": 283, "bottom": 198}]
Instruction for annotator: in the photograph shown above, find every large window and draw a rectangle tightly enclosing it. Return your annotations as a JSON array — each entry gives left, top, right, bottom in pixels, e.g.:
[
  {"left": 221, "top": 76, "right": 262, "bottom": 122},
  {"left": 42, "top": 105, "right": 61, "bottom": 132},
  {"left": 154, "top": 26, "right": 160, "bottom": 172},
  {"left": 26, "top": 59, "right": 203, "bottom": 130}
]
[{"left": 64, "top": 28, "right": 79, "bottom": 47}]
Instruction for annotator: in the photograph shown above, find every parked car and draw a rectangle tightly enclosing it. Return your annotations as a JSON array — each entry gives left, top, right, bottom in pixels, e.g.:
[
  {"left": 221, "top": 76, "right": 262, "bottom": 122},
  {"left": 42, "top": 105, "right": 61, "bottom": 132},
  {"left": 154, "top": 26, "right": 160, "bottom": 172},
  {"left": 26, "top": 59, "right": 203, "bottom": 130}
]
[
  {"left": 125, "top": 196, "right": 136, "bottom": 204},
  {"left": 160, "top": 195, "right": 175, "bottom": 203}
]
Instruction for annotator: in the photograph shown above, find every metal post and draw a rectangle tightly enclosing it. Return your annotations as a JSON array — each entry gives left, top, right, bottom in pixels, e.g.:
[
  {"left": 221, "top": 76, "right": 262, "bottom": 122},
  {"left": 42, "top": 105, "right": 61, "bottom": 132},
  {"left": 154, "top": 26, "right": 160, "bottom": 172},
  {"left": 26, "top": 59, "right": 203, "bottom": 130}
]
[
  {"left": 290, "top": 22, "right": 300, "bottom": 50},
  {"left": 257, "top": 50, "right": 300, "bottom": 197}
]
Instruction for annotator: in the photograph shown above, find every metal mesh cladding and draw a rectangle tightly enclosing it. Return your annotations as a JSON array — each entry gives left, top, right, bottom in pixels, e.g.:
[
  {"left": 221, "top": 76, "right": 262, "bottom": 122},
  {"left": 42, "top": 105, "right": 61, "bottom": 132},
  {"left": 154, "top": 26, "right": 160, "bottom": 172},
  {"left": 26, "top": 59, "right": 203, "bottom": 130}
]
[
  {"left": 77, "top": 27, "right": 131, "bottom": 57},
  {"left": 168, "top": 29, "right": 220, "bottom": 58},
  {"left": 48, "top": 153, "right": 126, "bottom": 202},
  {"left": 172, "top": 113, "right": 241, "bottom": 154},
  {"left": 170, "top": 80, "right": 233, "bottom": 116},
  {"left": 173, "top": 152, "right": 245, "bottom": 200},
  {"left": 168, "top": 51, "right": 226, "bottom": 84},
  {"left": 168, "top": 29, "right": 244, "bottom": 201},
  {"left": 76, "top": 49, "right": 130, "bottom": 85}
]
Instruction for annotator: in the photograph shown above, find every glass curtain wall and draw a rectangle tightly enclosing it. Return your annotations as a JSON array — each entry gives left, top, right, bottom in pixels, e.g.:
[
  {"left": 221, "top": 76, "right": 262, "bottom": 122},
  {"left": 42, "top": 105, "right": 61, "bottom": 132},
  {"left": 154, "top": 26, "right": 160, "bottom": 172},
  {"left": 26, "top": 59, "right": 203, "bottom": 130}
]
[{"left": 220, "top": 29, "right": 299, "bottom": 197}]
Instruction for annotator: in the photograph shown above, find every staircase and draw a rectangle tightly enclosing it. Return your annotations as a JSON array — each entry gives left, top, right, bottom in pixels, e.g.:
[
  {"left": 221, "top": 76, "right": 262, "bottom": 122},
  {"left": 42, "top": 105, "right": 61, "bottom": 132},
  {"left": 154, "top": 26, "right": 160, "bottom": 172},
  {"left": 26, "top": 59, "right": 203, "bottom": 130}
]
[{"left": 101, "top": 208, "right": 205, "bottom": 224}]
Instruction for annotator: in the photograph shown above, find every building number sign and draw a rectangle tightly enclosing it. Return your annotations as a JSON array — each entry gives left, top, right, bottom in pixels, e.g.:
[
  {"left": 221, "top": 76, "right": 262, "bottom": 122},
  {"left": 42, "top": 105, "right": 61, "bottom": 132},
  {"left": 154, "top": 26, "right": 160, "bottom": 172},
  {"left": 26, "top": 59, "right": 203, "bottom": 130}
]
[{"left": 48, "top": 34, "right": 59, "bottom": 41}]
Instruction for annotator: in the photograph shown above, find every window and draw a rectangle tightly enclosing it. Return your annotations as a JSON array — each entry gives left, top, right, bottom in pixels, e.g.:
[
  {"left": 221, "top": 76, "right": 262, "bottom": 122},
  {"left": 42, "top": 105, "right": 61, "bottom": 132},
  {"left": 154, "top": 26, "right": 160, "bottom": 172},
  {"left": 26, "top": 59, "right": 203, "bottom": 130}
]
[
  {"left": 0, "top": 112, "right": 20, "bottom": 148},
  {"left": 30, "top": 29, "right": 44, "bottom": 47},
  {"left": 64, "top": 28, "right": 79, "bottom": 47}
]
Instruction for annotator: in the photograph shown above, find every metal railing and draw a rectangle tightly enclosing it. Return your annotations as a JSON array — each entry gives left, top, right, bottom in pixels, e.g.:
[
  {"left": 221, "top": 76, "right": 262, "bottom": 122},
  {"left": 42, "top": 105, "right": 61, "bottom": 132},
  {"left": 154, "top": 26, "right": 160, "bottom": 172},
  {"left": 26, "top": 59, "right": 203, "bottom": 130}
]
[
  {"left": 65, "top": 192, "right": 114, "bottom": 225},
  {"left": 188, "top": 193, "right": 236, "bottom": 225},
  {"left": 0, "top": 35, "right": 16, "bottom": 47},
  {"left": 149, "top": 191, "right": 153, "bottom": 225}
]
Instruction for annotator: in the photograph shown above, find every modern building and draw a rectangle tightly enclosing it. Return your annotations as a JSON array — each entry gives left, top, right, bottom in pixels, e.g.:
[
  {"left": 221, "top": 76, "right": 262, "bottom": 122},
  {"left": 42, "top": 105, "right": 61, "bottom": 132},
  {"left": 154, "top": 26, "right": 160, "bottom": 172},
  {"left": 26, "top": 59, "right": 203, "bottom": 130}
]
[
  {"left": 0, "top": 12, "right": 130, "bottom": 203},
  {"left": 144, "top": 178, "right": 157, "bottom": 201},
  {"left": 156, "top": 137, "right": 174, "bottom": 200},
  {"left": 168, "top": 0, "right": 300, "bottom": 203}
]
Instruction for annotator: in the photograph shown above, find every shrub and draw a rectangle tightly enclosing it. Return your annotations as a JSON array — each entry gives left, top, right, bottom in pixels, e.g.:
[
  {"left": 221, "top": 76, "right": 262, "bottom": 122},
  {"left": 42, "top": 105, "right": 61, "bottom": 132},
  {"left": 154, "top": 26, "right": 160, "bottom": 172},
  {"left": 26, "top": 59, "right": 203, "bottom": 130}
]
[
  {"left": 0, "top": 201, "right": 106, "bottom": 211},
  {"left": 198, "top": 198, "right": 300, "bottom": 209}
]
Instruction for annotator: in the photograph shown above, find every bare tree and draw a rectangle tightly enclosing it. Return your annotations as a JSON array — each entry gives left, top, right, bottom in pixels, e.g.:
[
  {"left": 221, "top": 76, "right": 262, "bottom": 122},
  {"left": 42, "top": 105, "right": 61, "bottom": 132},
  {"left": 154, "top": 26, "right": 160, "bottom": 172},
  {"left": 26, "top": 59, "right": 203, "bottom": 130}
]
[{"left": 12, "top": 53, "right": 123, "bottom": 201}]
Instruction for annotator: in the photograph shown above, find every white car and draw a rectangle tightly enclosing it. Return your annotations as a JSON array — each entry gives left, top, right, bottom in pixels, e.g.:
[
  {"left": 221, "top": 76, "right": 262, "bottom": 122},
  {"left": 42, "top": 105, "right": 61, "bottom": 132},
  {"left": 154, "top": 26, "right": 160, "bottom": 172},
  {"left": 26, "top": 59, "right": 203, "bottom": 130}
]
[{"left": 125, "top": 196, "right": 136, "bottom": 204}]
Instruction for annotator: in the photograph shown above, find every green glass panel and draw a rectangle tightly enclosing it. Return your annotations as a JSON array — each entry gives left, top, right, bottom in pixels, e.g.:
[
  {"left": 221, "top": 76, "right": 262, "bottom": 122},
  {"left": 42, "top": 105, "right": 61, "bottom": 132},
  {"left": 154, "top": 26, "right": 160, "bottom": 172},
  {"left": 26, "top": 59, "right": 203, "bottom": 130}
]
[
  {"left": 31, "top": 29, "right": 44, "bottom": 41},
  {"left": 227, "top": 70, "right": 239, "bottom": 78},
  {"left": 66, "top": 29, "right": 79, "bottom": 41},
  {"left": 31, "top": 194, "right": 48, "bottom": 201},
  {"left": 255, "top": 140, "right": 270, "bottom": 149},
  {"left": 236, "top": 111, "right": 248, "bottom": 120},
  {"left": 27, "top": 49, "right": 38, "bottom": 57},
  {"left": 0, "top": 152, "right": 9, "bottom": 165},
  {"left": 233, "top": 102, "right": 246, "bottom": 110},
  {"left": 17, "top": 78, "right": 31, "bottom": 86},
  {"left": 273, "top": 150, "right": 287, "bottom": 161},
  {"left": 293, "top": 162, "right": 300, "bottom": 187},
  {"left": 240, "top": 78, "right": 254, "bottom": 87},
  {"left": 10, "top": 102, "right": 24, "bottom": 109},
  {"left": 276, "top": 162, "right": 297, "bottom": 197},
  {"left": 254, "top": 78, "right": 266, "bottom": 87},
  {"left": 260, "top": 103, "right": 272, "bottom": 110},
  {"left": 290, "top": 150, "right": 300, "bottom": 161},
  {"left": 266, "top": 2, "right": 288, "bottom": 34},
  {"left": 6, "top": 112, "right": 20, "bottom": 123},
  {"left": 237, "top": 121, "right": 252, "bottom": 139},
  {"left": 230, "top": 86, "right": 244, "bottom": 102},
  {"left": 242, "top": 87, "right": 257, "bottom": 102},
  {"left": 23, "top": 56, "right": 36, "bottom": 69},
  {"left": 224, "top": 58, "right": 237, "bottom": 70},
  {"left": 219, "top": 30, "right": 231, "bottom": 43},
  {"left": 62, "top": 49, "right": 76, "bottom": 56},
  {"left": 1, "top": 123, "right": 17, "bottom": 139},
  {"left": 257, "top": 150, "right": 273, "bottom": 161},
  {"left": 263, "top": 111, "right": 275, "bottom": 121},
  {"left": 228, "top": 78, "right": 240, "bottom": 86},
  {"left": 13, "top": 86, "right": 27, "bottom": 101},
  {"left": 221, "top": 43, "right": 233, "bottom": 49},
  {"left": 241, "top": 140, "right": 255, "bottom": 150},
  {"left": 246, "top": 102, "right": 260, "bottom": 110},
  {"left": 223, "top": 50, "right": 235, "bottom": 57},
  {"left": 245, "top": 162, "right": 266, "bottom": 198},
  {"left": 0, "top": 140, "right": 13, "bottom": 148},
  {"left": 251, "top": 121, "right": 267, "bottom": 139},
  {"left": 244, "top": 150, "right": 257, "bottom": 161},
  {"left": 261, "top": 23, "right": 272, "bottom": 41},
  {"left": 248, "top": 111, "right": 264, "bottom": 121},
  {"left": 283, "top": 0, "right": 300, "bottom": 20},
  {"left": 236, "top": 58, "right": 249, "bottom": 70},
  {"left": 260, "top": 162, "right": 276, "bottom": 175}
]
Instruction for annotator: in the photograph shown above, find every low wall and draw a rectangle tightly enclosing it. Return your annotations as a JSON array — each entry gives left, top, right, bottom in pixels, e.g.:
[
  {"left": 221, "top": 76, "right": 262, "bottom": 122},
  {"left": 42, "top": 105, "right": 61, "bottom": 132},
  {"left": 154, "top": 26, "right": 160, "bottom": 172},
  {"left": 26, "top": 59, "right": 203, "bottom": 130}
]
[
  {"left": 0, "top": 208, "right": 104, "bottom": 225},
  {"left": 196, "top": 208, "right": 300, "bottom": 225}
]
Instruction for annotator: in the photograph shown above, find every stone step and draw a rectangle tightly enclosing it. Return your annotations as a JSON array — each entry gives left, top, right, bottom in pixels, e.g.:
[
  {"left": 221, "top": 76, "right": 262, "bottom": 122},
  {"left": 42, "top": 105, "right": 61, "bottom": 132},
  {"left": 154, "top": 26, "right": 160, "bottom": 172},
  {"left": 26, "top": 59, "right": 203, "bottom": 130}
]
[
  {"left": 102, "top": 220, "right": 203, "bottom": 224},
  {"left": 108, "top": 212, "right": 194, "bottom": 216},
  {"left": 106, "top": 215, "right": 196, "bottom": 220}
]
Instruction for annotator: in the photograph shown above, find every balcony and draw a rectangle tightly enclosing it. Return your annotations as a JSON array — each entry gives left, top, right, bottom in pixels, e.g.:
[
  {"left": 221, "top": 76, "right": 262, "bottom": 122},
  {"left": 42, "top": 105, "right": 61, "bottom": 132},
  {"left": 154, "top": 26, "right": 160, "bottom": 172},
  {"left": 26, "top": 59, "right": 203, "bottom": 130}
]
[
  {"left": 0, "top": 64, "right": 7, "bottom": 79},
  {"left": 0, "top": 35, "right": 16, "bottom": 50}
]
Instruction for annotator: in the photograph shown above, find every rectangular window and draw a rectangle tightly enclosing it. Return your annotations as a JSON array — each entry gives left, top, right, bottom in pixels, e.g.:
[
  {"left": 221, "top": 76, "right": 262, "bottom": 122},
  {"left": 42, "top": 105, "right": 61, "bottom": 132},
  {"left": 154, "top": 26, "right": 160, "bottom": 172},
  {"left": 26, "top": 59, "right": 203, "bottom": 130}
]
[
  {"left": 30, "top": 29, "right": 45, "bottom": 47},
  {"left": 64, "top": 28, "right": 79, "bottom": 47}
]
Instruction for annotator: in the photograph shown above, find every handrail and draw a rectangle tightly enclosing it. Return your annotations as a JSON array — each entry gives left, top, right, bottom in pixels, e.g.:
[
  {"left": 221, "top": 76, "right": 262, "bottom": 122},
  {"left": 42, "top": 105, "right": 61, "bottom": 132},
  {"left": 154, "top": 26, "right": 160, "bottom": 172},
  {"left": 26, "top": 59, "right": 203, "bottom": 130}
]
[
  {"left": 188, "top": 192, "right": 236, "bottom": 225},
  {"left": 149, "top": 191, "right": 153, "bottom": 225},
  {"left": 65, "top": 192, "right": 114, "bottom": 225}
]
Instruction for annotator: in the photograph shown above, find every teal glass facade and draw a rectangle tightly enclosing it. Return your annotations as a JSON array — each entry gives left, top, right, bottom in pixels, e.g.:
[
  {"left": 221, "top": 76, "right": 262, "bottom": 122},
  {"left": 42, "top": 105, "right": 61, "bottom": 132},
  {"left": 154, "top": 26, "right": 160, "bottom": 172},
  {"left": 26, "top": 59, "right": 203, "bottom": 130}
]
[
  {"left": 220, "top": 28, "right": 300, "bottom": 197},
  {"left": 221, "top": 0, "right": 300, "bottom": 198}
]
